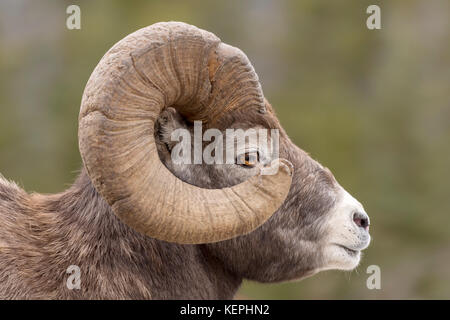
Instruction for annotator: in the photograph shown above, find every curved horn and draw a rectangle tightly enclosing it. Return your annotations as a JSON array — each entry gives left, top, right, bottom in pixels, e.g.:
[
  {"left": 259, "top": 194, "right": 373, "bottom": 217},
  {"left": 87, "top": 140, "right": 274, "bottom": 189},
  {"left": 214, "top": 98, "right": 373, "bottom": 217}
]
[{"left": 78, "top": 22, "right": 293, "bottom": 244}]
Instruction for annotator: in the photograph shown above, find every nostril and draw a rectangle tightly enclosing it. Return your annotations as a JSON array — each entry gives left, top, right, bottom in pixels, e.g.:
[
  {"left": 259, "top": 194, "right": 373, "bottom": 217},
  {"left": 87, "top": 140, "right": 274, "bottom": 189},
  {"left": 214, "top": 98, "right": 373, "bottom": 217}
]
[{"left": 353, "top": 212, "right": 370, "bottom": 231}]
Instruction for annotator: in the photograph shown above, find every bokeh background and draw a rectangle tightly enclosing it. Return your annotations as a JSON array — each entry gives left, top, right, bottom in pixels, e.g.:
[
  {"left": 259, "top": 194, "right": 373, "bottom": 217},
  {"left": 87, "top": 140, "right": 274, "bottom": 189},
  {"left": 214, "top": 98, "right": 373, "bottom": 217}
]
[{"left": 1, "top": 0, "right": 449, "bottom": 299}]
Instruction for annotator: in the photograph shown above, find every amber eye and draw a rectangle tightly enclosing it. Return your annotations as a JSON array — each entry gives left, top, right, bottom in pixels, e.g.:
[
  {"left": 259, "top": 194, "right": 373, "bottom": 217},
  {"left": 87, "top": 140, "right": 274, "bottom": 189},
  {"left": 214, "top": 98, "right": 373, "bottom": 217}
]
[{"left": 236, "top": 151, "right": 259, "bottom": 167}]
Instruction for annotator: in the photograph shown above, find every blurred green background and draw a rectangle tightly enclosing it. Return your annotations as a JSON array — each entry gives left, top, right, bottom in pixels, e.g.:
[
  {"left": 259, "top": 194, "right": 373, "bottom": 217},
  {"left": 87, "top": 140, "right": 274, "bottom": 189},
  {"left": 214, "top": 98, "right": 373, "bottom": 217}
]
[{"left": 1, "top": 0, "right": 449, "bottom": 299}]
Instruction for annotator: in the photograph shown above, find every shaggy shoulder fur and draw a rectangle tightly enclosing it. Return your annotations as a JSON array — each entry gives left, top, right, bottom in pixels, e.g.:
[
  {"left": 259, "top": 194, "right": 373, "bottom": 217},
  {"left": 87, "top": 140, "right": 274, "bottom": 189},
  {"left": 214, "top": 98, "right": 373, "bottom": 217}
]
[{"left": 0, "top": 171, "right": 240, "bottom": 299}]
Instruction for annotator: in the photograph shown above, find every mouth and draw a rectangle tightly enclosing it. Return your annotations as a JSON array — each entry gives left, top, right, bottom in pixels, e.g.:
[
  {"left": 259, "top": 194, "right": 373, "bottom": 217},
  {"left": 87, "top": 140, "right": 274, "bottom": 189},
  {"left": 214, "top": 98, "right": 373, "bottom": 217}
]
[{"left": 335, "top": 244, "right": 360, "bottom": 257}]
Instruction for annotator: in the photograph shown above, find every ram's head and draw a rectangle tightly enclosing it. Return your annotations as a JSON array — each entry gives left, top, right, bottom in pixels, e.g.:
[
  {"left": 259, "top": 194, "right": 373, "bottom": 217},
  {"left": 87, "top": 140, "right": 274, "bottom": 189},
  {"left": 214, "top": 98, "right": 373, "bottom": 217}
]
[{"left": 79, "top": 22, "right": 370, "bottom": 282}]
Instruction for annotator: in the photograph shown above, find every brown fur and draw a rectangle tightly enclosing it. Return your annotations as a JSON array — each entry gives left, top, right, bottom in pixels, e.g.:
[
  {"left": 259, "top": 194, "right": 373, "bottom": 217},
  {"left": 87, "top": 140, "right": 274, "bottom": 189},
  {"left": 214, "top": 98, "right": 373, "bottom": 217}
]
[
  {"left": 0, "top": 171, "right": 241, "bottom": 299},
  {"left": 0, "top": 101, "right": 339, "bottom": 299}
]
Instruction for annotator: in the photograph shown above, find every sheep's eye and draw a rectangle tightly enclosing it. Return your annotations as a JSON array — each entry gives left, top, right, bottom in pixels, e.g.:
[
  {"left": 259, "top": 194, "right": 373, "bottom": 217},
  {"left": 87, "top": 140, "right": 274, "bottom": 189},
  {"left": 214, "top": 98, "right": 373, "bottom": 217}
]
[{"left": 236, "top": 151, "right": 259, "bottom": 167}]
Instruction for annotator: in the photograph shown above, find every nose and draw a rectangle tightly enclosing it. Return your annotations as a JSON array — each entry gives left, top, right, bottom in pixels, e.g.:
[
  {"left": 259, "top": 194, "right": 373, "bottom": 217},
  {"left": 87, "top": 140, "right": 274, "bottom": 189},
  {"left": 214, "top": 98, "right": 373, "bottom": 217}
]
[{"left": 353, "top": 211, "right": 370, "bottom": 231}]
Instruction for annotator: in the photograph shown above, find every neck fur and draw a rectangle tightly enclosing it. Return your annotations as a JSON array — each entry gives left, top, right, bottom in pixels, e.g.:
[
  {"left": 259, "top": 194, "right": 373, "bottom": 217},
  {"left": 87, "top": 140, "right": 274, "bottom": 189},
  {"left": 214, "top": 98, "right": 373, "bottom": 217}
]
[{"left": 23, "top": 169, "right": 241, "bottom": 299}]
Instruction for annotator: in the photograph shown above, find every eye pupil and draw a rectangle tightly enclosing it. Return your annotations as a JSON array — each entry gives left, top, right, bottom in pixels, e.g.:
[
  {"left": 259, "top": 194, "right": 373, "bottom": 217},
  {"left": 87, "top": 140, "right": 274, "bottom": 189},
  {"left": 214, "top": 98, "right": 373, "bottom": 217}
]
[{"left": 237, "top": 152, "right": 259, "bottom": 167}]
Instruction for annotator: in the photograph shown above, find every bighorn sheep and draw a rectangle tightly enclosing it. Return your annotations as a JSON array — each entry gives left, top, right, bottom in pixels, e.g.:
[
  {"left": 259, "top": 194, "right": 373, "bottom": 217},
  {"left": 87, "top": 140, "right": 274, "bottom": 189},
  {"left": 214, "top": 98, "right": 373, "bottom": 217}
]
[{"left": 0, "top": 22, "right": 370, "bottom": 299}]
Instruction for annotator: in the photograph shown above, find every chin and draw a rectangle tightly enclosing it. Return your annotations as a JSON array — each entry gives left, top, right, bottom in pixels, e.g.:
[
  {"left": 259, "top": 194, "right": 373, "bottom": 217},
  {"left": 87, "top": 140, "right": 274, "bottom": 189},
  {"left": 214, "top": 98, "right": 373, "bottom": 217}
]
[{"left": 320, "top": 244, "right": 363, "bottom": 271}]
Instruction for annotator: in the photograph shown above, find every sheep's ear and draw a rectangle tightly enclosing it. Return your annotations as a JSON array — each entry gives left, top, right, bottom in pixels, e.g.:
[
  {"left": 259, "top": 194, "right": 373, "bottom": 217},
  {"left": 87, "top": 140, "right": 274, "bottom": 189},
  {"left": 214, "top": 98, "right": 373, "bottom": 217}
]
[{"left": 156, "top": 108, "right": 187, "bottom": 151}]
